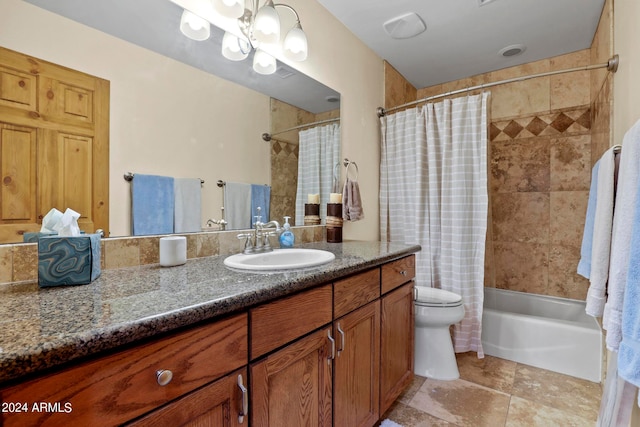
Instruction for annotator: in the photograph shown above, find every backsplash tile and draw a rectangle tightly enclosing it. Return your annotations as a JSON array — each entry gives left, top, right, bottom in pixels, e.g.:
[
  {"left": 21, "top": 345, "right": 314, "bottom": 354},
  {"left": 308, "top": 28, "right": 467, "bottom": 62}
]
[{"left": 2, "top": 226, "right": 325, "bottom": 285}]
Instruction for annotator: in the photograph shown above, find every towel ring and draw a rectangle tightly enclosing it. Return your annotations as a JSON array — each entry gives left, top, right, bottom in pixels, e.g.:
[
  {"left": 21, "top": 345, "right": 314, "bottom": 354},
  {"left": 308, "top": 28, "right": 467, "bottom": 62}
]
[{"left": 345, "top": 161, "right": 359, "bottom": 181}]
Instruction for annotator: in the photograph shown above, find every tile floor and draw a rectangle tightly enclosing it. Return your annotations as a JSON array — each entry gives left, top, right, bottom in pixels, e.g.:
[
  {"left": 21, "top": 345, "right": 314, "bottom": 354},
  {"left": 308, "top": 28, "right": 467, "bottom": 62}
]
[{"left": 380, "top": 352, "right": 603, "bottom": 426}]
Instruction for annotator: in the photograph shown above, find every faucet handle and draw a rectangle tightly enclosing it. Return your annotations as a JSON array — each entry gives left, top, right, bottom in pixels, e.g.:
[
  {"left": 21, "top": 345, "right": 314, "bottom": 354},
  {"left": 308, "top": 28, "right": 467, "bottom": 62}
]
[{"left": 237, "top": 233, "right": 254, "bottom": 254}]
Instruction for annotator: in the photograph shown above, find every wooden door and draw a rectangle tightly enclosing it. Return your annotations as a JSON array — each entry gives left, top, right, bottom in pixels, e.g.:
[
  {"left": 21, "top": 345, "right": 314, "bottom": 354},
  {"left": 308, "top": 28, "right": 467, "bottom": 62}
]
[
  {"left": 0, "top": 46, "right": 109, "bottom": 242},
  {"left": 127, "top": 368, "right": 248, "bottom": 427},
  {"left": 250, "top": 326, "right": 333, "bottom": 427},
  {"left": 380, "top": 282, "right": 415, "bottom": 414},
  {"left": 333, "top": 300, "right": 380, "bottom": 427}
]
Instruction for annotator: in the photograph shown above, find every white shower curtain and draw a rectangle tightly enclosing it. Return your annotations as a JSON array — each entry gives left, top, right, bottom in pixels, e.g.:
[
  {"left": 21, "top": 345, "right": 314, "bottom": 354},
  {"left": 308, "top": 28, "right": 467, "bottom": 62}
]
[
  {"left": 295, "top": 123, "right": 341, "bottom": 225},
  {"left": 380, "top": 93, "right": 489, "bottom": 355}
]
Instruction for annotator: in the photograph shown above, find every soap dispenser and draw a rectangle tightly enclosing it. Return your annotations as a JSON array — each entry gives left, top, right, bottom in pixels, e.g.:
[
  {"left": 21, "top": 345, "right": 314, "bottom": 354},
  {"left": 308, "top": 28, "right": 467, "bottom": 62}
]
[{"left": 279, "top": 216, "right": 295, "bottom": 248}]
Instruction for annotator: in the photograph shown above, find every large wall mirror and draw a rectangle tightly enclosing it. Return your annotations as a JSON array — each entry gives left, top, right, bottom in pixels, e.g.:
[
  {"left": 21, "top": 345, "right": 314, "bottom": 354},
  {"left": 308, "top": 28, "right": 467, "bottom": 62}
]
[{"left": 2, "top": 0, "right": 340, "bottom": 242}]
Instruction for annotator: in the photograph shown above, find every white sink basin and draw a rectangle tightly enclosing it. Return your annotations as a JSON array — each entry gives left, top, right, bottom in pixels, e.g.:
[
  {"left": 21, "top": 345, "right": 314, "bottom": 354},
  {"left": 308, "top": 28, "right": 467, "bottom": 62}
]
[{"left": 224, "top": 248, "right": 335, "bottom": 271}]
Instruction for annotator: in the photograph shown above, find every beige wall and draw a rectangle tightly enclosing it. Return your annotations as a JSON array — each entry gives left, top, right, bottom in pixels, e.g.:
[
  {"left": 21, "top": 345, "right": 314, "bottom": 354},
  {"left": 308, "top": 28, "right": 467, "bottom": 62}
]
[
  {"left": 613, "top": 0, "right": 640, "bottom": 144},
  {"left": 612, "top": 0, "right": 640, "bottom": 422},
  {"left": 0, "top": 0, "right": 384, "bottom": 241}
]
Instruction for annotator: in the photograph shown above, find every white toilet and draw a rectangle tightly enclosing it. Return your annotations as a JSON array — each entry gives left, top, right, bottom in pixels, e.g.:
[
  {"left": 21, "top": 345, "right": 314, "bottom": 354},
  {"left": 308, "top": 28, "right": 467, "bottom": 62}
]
[{"left": 414, "top": 286, "right": 465, "bottom": 380}]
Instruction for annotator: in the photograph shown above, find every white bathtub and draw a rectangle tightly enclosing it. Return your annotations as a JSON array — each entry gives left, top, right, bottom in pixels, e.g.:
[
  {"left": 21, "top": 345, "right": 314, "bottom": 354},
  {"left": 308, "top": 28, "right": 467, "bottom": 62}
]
[{"left": 481, "top": 287, "right": 602, "bottom": 382}]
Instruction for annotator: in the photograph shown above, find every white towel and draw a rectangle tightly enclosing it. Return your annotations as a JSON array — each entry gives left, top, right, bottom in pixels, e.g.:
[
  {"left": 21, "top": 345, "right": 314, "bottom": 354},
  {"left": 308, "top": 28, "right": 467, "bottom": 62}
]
[
  {"left": 224, "top": 182, "right": 252, "bottom": 230},
  {"left": 585, "top": 146, "right": 618, "bottom": 317},
  {"left": 174, "top": 178, "right": 202, "bottom": 233},
  {"left": 604, "top": 119, "right": 640, "bottom": 351}
]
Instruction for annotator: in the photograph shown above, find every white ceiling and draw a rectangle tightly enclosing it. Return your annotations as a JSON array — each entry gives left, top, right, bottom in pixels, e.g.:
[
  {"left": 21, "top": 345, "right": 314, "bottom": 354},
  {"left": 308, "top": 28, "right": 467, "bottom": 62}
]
[
  {"left": 23, "top": 0, "right": 606, "bottom": 105},
  {"left": 317, "top": 0, "right": 606, "bottom": 89}
]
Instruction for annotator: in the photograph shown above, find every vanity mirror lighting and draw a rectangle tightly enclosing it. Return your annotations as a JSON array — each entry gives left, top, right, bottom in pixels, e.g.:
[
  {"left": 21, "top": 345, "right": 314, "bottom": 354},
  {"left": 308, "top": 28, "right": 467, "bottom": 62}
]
[{"left": 0, "top": 0, "right": 340, "bottom": 243}]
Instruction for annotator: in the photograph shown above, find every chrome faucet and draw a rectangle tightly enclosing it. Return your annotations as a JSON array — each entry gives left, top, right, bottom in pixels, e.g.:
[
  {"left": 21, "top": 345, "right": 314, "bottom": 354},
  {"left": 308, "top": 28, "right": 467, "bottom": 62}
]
[
  {"left": 237, "top": 207, "right": 280, "bottom": 254},
  {"left": 206, "top": 207, "right": 227, "bottom": 230}
]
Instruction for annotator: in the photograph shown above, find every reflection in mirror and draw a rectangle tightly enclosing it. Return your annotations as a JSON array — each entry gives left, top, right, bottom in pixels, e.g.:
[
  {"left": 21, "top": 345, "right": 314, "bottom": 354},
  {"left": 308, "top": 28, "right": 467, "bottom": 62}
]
[
  {"left": 269, "top": 99, "right": 341, "bottom": 227},
  {"left": 5, "top": 0, "right": 341, "bottom": 239}
]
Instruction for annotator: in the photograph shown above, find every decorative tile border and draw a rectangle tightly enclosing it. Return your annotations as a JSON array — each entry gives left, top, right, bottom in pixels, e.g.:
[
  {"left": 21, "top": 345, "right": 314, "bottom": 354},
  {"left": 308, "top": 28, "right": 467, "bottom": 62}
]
[{"left": 490, "top": 107, "right": 591, "bottom": 142}]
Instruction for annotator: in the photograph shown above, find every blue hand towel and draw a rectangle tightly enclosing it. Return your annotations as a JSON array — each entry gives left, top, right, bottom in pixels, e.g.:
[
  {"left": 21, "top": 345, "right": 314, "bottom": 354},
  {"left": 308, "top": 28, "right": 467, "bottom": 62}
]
[
  {"left": 251, "top": 184, "right": 271, "bottom": 223},
  {"left": 617, "top": 172, "right": 640, "bottom": 388},
  {"left": 132, "top": 174, "right": 174, "bottom": 236},
  {"left": 577, "top": 161, "right": 599, "bottom": 279}
]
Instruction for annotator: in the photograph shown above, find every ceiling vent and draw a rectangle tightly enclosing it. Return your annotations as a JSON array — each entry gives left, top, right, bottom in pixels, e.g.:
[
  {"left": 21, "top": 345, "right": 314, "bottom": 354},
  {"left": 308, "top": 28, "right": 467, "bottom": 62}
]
[
  {"left": 499, "top": 44, "right": 526, "bottom": 57},
  {"left": 383, "top": 12, "right": 426, "bottom": 39}
]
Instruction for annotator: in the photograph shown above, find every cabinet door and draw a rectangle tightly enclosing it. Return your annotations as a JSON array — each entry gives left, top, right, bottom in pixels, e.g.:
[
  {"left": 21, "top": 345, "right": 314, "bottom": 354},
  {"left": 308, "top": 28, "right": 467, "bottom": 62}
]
[
  {"left": 380, "top": 282, "right": 415, "bottom": 414},
  {"left": 333, "top": 300, "right": 380, "bottom": 427},
  {"left": 250, "top": 326, "right": 333, "bottom": 427},
  {"left": 127, "top": 368, "right": 248, "bottom": 427}
]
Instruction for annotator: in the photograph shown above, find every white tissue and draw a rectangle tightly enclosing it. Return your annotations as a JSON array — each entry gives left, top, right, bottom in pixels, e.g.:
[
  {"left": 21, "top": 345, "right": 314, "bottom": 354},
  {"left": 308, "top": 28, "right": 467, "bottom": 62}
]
[
  {"left": 55, "top": 208, "right": 81, "bottom": 237},
  {"left": 41, "top": 208, "right": 63, "bottom": 233}
]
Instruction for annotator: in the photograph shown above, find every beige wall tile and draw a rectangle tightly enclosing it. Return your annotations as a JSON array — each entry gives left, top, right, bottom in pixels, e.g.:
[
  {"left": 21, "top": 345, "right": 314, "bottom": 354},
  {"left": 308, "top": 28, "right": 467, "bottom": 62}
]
[
  {"left": 490, "top": 77, "right": 550, "bottom": 120},
  {"left": 548, "top": 244, "right": 589, "bottom": 300},
  {"left": 12, "top": 244, "right": 37, "bottom": 282},
  {"left": 549, "top": 191, "right": 589, "bottom": 246},
  {"left": 104, "top": 238, "right": 140, "bottom": 269},
  {"left": 490, "top": 138, "right": 551, "bottom": 193},
  {"left": 0, "top": 246, "right": 13, "bottom": 283},
  {"left": 492, "top": 192, "right": 550, "bottom": 244},
  {"left": 550, "top": 70, "right": 590, "bottom": 111},
  {"left": 550, "top": 135, "right": 591, "bottom": 191},
  {"left": 493, "top": 242, "right": 548, "bottom": 294}
]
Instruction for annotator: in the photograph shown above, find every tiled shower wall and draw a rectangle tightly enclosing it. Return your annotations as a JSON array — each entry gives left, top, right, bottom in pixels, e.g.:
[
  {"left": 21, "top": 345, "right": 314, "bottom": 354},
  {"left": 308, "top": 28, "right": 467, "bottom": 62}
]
[{"left": 384, "top": 17, "right": 612, "bottom": 299}]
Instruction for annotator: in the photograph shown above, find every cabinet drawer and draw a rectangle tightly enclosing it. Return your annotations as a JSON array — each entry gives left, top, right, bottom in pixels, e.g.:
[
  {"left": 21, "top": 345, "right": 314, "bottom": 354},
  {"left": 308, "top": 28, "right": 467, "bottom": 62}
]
[
  {"left": 334, "top": 268, "right": 380, "bottom": 318},
  {"left": 251, "top": 284, "right": 332, "bottom": 359},
  {"left": 381, "top": 255, "right": 416, "bottom": 294},
  {"left": 0, "top": 313, "right": 248, "bottom": 427}
]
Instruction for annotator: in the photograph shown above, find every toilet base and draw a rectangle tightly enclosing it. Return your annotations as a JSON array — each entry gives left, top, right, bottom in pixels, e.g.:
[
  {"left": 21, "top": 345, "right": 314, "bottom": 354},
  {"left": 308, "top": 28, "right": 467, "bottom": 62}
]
[{"left": 414, "top": 326, "right": 460, "bottom": 380}]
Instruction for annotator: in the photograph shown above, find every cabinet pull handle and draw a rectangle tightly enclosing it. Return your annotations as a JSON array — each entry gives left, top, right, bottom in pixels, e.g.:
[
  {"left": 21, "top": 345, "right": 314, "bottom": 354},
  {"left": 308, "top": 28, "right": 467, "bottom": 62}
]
[
  {"left": 237, "top": 374, "right": 248, "bottom": 424},
  {"left": 400, "top": 270, "right": 407, "bottom": 276},
  {"left": 337, "top": 324, "right": 345, "bottom": 356},
  {"left": 327, "top": 330, "right": 336, "bottom": 363},
  {"left": 156, "top": 369, "right": 173, "bottom": 386}
]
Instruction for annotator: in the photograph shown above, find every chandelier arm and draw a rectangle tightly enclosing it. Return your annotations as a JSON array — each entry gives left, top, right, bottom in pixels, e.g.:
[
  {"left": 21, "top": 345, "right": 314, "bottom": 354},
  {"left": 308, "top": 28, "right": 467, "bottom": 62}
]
[{"left": 273, "top": 4, "right": 301, "bottom": 24}]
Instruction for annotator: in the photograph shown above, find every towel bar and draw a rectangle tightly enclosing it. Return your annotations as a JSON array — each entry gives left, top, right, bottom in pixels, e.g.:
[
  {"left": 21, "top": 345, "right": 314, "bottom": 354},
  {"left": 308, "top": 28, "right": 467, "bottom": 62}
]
[{"left": 124, "top": 172, "right": 204, "bottom": 185}]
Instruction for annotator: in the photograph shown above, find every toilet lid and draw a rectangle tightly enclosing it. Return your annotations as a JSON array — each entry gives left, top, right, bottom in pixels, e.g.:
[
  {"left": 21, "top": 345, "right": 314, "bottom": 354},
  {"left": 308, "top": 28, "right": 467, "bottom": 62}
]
[{"left": 415, "top": 286, "right": 462, "bottom": 307}]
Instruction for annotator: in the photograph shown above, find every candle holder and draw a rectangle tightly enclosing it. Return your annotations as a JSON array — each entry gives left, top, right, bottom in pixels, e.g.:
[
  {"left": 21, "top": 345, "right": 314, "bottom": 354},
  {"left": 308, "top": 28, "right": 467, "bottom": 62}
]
[
  {"left": 326, "top": 203, "right": 343, "bottom": 243},
  {"left": 304, "top": 203, "right": 320, "bottom": 225}
]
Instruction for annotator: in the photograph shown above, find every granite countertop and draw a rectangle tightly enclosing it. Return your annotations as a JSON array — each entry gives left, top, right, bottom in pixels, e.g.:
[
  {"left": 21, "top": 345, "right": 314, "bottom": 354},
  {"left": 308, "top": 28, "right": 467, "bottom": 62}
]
[{"left": 0, "top": 241, "right": 420, "bottom": 386}]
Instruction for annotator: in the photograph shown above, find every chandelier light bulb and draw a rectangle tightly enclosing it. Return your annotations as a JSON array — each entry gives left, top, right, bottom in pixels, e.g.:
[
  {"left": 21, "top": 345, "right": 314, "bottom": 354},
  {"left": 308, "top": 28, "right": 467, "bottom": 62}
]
[
  {"left": 253, "top": 49, "right": 277, "bottom": 75},
  {"left": 180, "top": 10, "right": 210, "bottom": 41},
  {"left": 222, "top": 32, "right": 250, "bottom": 61},
  {"left": 211, "top": 0, "right": 246, "bottom": 19},
  {"left": 253, "top": 1, "right": 280, "bottom": 44},
  {"left": 283, "top": 24, "right": 308, "bottom": 61}
]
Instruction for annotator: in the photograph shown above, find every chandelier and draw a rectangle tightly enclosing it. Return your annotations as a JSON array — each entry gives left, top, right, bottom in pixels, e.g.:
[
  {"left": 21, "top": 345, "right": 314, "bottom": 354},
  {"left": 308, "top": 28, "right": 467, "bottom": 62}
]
[{"left": 179, "top": 0, "right": 308, "bottom": 75}]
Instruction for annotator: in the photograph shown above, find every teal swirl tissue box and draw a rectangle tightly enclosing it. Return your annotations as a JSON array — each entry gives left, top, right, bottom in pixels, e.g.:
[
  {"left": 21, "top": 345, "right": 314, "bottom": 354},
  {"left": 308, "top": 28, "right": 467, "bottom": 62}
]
[{"left": 37, "top": 234, "right": 101, "bottom": 287}]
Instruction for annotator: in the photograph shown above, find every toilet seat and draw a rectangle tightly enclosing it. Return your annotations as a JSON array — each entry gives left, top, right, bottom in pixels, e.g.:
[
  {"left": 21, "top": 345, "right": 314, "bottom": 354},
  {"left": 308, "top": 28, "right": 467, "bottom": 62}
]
[{"left": 415, "top": 286, "right": 463, "bottom": 307}]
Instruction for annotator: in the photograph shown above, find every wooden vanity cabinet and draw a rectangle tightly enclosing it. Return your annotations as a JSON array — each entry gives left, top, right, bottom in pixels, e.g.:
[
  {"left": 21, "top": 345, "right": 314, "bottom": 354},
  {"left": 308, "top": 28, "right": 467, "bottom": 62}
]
[
  {"left": 333, "top": 269, "right": 381, "bottom": 427},
  {"left": 0, "top": 313, "right": 248, "bottom": 427},
  {"left": 127, "top": 367, "right": 248, "bottom": 427},
  {"left": 380, "top": 255, "right": 416, "bottom": 414},
  {"left": 249, "top": 285, "right": 334, "bottom": 427}
]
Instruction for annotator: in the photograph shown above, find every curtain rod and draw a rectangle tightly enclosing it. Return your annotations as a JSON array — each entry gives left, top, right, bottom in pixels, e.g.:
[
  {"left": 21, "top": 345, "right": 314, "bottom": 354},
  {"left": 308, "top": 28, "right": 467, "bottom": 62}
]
[
  {"left": 262, "top": 117, "right": 340, "bottom": 141},
  {"left": 377, "top": 54, "right": 619, "bottom": 118}
]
